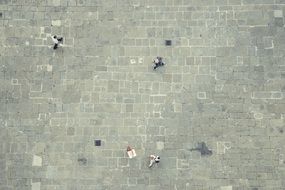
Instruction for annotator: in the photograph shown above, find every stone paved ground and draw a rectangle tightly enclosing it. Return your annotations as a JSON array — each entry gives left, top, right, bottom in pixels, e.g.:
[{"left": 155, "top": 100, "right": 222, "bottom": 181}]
[{"left": 0, "top": 0, "right": 285, "bottom": 190}]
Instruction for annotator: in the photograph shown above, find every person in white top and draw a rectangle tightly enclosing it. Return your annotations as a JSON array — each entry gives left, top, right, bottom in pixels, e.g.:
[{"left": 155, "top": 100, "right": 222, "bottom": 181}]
[
  {"left": 149, "top": 154, "right": 160, "bottom": 168},
  {"left": 51, "top": 35, "right": 63, "bottom": 50}
]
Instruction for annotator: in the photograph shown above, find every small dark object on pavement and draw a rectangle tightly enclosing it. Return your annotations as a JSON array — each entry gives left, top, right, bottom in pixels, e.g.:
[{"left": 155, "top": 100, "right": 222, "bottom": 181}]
[
  {"left": 165, "top": 40, "right": 172, "bottom": 46},
  {"left": 94, "top": 140, "right": 101, "bottom": 146}
]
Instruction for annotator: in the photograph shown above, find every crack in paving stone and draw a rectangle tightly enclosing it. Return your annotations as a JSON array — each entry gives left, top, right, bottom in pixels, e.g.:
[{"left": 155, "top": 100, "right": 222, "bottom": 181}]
[{"left": 189, "top": 142, "right": 212, "bottom": 156}]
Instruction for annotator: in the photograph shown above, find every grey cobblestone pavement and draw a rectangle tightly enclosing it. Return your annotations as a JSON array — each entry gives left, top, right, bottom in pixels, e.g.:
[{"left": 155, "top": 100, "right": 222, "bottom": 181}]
[{"left": 0, "top": 0, "right": 285, "bottom": 190}]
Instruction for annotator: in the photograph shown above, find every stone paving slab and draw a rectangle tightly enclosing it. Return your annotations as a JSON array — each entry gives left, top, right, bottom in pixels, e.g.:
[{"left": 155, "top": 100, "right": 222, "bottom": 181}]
[{"left": 0, "top": 0, "right": 285, "bottom": 190}]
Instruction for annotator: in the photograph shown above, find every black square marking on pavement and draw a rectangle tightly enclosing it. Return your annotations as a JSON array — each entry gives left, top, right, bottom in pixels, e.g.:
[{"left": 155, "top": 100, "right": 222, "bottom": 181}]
[
  {"left": 94, "top": 140, "right": 101, "bottom": 146},
  {"left": 165, "top": 40, "right": 172, "bottom": 46},
  {"left": 0, "top": 13, "right": 2, "bottom": 18}
]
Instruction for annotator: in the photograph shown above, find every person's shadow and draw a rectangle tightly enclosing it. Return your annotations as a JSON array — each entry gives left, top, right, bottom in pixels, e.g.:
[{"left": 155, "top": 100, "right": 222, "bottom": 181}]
[{"left": 189, "top": 142, "right": 212, "bottom": 156}]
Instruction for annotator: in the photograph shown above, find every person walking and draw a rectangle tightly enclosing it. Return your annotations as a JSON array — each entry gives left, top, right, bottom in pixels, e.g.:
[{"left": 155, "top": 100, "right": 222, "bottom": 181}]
[
  {"left": 153, "top": 57, "right": 165, "bottom": 70},
  {"left": 51, "top": 35, "right": 63, "bottom": 50},
  {"left": 148, "top": 154, "right": 160, "bottom": 168}
]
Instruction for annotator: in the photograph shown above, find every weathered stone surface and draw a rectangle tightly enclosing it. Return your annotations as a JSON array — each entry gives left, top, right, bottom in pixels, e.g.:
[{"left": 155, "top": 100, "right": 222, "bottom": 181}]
[
  {"left": 31, "top": 182, "right": 40, "bottom": 190},
  {"left": 0, "top": 0, "right": 285, "bottom": 190},
  {"left": 32, "top": 155, "right": 42, "bottom": 167}
]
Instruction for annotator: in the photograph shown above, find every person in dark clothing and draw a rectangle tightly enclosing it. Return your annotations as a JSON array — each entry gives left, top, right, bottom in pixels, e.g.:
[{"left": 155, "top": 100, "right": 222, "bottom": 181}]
[
  {"left": 153, "top": 56, "right": 165, "bottom": 70},
  {"left": 51, "top": 35, "right": 63, "bottom": 50}
]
